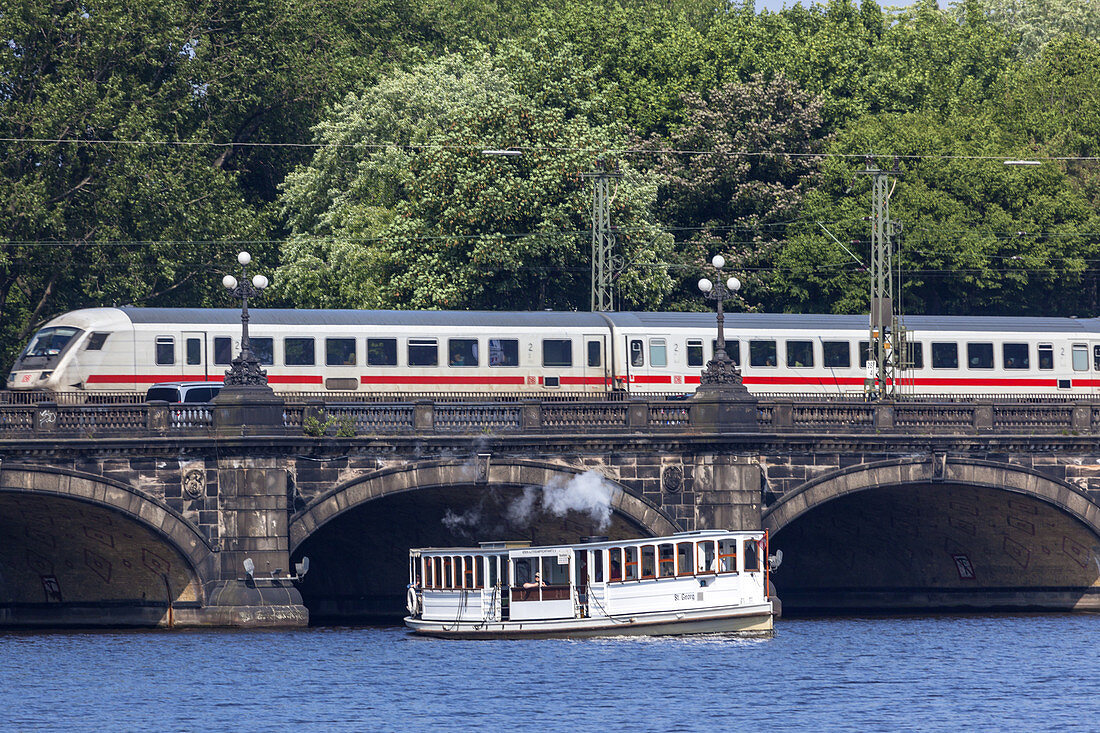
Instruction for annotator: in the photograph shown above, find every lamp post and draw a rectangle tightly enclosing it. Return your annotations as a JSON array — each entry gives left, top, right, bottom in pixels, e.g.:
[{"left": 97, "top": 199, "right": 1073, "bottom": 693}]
[
  {"left": 221, "top": 251, "right": 270, "bottom": 387},
  {"left": 697, "top": 255, "right": 743, "bottom": 386}
]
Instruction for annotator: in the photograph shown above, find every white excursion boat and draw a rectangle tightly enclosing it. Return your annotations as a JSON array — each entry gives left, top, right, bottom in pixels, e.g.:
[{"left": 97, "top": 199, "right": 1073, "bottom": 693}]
[{"left": 404, "top": 530, "right": 778, "bottom": 639}]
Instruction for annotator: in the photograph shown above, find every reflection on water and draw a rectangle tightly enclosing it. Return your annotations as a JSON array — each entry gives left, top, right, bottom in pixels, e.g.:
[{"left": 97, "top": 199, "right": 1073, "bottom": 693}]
[{"left": 1, "top": 615, "right": 1098, "bottom": 732}]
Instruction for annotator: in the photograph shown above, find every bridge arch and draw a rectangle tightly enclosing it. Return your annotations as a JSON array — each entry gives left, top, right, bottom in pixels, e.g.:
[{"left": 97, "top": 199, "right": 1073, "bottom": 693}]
[
  {"left": 763, "top": 456, "right": 1100, "bottom": 537},
  {"left": 0, "top": 464, "right": 217, "bottom": 597},
  {"left": 289, "top": 458, "right": 678, "bottom": 552}
]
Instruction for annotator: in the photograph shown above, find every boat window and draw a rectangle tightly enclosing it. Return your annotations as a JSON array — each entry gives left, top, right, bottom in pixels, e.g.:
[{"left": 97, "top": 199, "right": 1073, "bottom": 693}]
[
  {"left": 711, "top": 338, "right": 740, "bottom": 366},
  {"left": 463, "top": 555, "right": 475, "bottom": 588},
  {"left": 543, "top": 339, "right": 572, "bottom": 367},
  {"left": 641, "top": 546, "right": 656, "bottom": 579},
  {"left": 488, "top": 557, "right": 498, "bottom": 587},
  {"left": 687, "top": 339, "right": 704, "bottom": 367},
  {"left": 327, "top": 337, "right": 356, "bottom": 366},
  {"left": 443, "top": 557, "right": 453, "bottom": 589},
  {"left": 658, "top": 543, "right": 675, "bottom": 578},
  {"left": 285, "top": 337, "right": 315, "bottom": 366},
  {"left": 676, "top": 542, "right": 694, "bottom": 576},
  {"left": 488, "top": 339, "right": 519, "bottom": 367},
  {"left": 590, "top": 550, "right": 604, "bottom": 583},
  {"left": 513, "top": 558, "right": 535, "bottom": 586},
  {"left": 932, "top": 342, "right": 959, "bottom": 369},
  {"left": 749, "top": 340, "right": 777, "bottom": 368},
  {"left": 432, "top": 557, "right": 441, "bottom": 588},
  {"left": 543, "top": 556, "right": 569, "bottom": 586},
  {"left": 623, "top": 547, "right": 638, "bottom": 580},
  {"left": 214, "top": 337, "right": 233, "bottom": 365},
  {"left": 786, "top": 340, "right": 813, "bottom": 368},
  {"left": 744, "top": 540, "right": 760, "bottom": 572},
  {"left": 608, "top": 548, "right": 622, "bottom": 581},
  {"left": 449, "top": 339, "right": 478, "bottom": 367},
  {"left": 408, "top": 338, "right": 438, "bottom": 367},
  {"left": 630, "top": 339, "right": 644, "bottom": 367},
  {"left": 697, "top": 541, "right": 716, "bottom": 573},
  {"left": 650, "top": 339, "right": 667, "bottom": 368},
  {"left": 1073, "top": 344, "right": 1088, "bottom": 371},
  {"left": 823, "top": 341, "right": 850, "bottom": 368},
  {"left": 718, "top": 539, "right": 738, "bottom": 573},
  {"left": 1003, "top": 343, "right": 1029, "bottom": 370},
  {"left": 967, "top": 342, "right": 994, "bottom": 370},
  {"left": 1038, "top": 344, "right": 1054, "bottom": 370},
  {"left": 367, "top": 338, "right": 397, "bottom": 366},
  {"left": 252, "top": 337, "right": 274, "bottom": 366}
]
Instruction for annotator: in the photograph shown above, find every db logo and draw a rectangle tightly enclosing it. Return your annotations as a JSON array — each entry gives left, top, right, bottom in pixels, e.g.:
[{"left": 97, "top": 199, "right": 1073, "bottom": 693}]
[
  {"left": 21, "top": 374, "right": 31, "bottom": 383},
  {"left": 673, "top": 375, "right": 683, "bottom": 384},
  {"left": 526, "top": 376, "right": 536, "bottom": 385}
]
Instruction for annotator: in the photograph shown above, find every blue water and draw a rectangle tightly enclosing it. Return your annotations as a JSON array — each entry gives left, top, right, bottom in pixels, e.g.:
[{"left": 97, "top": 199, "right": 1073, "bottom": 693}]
[{"left": 2, "top": 615, "right": 1098, "bottom": 732}]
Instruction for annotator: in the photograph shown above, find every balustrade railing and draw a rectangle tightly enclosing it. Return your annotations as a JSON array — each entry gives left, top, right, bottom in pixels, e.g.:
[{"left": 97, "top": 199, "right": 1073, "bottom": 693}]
[{"left": 0, "top": 397, "right": 1098, "bottom": 439}]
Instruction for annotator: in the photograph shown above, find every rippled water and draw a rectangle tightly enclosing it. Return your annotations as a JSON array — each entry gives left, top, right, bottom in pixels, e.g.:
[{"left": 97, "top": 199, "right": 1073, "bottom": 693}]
[{"left": 2, "top": 615, "right": 1098, "bottom": 732}]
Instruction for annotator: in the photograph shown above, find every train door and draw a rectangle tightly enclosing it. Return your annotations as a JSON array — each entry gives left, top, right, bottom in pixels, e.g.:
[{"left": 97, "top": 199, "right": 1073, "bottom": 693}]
[
  {"left": 183, "top": 331, "right": 208, "bottom": 381},
  {"left": 583, "top": 333, "right": 608, "bottom": 393}
]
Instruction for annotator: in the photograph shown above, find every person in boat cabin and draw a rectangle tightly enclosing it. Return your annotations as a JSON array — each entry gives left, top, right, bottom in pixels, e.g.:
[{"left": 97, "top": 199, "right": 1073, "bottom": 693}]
[{"left": 523, "top": 572, "right": 546, "bottom": 589}]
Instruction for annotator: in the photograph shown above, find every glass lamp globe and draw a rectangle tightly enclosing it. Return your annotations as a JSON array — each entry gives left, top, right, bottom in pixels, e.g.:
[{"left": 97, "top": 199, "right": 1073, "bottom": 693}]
[
  {"left": 698, "top": 278, "right": 713, "bottom": 293},
  {"left": 222, "top": 275, "right": 238, "bottom": 290},
  {"left": 711, "top": 255, "right": 725, "bottom": 270},
  {"left": 252, "top": 274, "right": 269, "bottom": 290},
  {"left": 238, "top": 251, "right": 251, "bottom": 266}
]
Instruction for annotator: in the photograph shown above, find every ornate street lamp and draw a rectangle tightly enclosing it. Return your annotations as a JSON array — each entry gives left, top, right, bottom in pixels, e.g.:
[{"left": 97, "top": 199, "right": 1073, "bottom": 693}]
[
  {"left": 221, "top": 251, "right": 270, "bottom": 387},
  {"left": 697, "top": 254, "right": 743, "bottom": 386}
]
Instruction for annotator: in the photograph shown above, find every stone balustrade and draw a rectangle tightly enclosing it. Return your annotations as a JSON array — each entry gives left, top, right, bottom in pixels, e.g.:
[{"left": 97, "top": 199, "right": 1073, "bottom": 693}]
[{"left": 2, "top": 396, "right": 1100, "bottom": 439}]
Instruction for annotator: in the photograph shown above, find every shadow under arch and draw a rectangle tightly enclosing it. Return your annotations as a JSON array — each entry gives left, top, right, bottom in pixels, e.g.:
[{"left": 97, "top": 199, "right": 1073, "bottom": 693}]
[
  {"left": 0, "top": 464, "right": 216, "bottom": 625},
  {"left": 763, "top": 456, "right": 1100, "bottom": 537},
  {"left": 762, "top": 456, "right": 1100, "bottom": 612},
  {"left": 290, "top": 458, "right": 679, "bottom": 553}
]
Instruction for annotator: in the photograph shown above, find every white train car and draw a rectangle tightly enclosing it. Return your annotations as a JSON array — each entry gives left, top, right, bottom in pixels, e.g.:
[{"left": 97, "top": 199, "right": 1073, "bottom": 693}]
[{"left": 7, "top": 307, "right": 1100, "bottom": 399}]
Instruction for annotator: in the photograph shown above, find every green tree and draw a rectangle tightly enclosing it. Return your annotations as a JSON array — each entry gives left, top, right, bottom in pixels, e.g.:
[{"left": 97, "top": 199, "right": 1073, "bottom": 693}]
[{"left": 277, "top": 53, "right": 675, "bottom": 311}]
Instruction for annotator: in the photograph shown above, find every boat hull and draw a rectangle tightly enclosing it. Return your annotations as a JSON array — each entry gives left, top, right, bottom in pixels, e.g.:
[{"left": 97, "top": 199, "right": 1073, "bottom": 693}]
[{"left": 405, "top": 601, "right": 774, "bottom": 639}]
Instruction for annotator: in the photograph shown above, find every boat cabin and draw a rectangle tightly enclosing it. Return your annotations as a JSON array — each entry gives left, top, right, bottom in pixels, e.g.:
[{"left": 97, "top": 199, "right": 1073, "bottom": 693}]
[{"left": 408, "top": 530, "right": 769, "bottom": 625}]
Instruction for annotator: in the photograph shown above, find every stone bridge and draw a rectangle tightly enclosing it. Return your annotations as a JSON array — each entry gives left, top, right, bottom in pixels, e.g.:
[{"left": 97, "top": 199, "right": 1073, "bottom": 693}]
[{"left": 1, "top": 393, "right": 1099, "bottom": 627}]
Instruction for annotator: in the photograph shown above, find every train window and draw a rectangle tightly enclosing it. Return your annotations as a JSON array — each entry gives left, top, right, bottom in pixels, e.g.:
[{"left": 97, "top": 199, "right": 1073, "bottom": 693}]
[
  {"left": 1038, "top": 344, "right": 1054, "bottom": 370},
  {"left": 543, "top": 339, "right": 572, "bottom": 368},
  {"left": 214, "top": 337, "right": 233, "bottom": 365},
  {"left": 932, "top": 342, "right": 958, "bottom": 369},
  {"left": 367, "top": 338, "right": 397, "bottom": 366},
  {"left": 155, "top": 336, "right": 175, "bottom": 366},
  {"left": 649, "top": 338, "right": 667, "bottom": 367},
  {"left": 630, "top": 339, "right": 644, "bottom": 367},
  {"left": 448, "top": 339, "right": 478, "bottom": 367},
  {"left": 749, "top": 340, "right": 777, "bottom": 367},
  {"left": 859, "top": 340, "right": 872, "bottom": 367},
  {"left": 1094, "top": 345, "right": 1100, "bottom": 372},
  {"left": 587, "top": 340, "right": 601, "bottom": 368},
  {"left": 786, "top": 340, "right": 813, "bottom": 368},
  {"left": 687, "top": 339, "right": 704, "bottom": 367},
  {"left": 326, "top": 338, "right": 357, "bottom": 366},
  {"left": 285, "top": 338, "right": 315, "bottom": 366},
  {"left": 408, "top": 339, "right": 438, "bottom": 367},
  {"left": 488, "top": 339, "right": 519, "bottom": 367},
  {"left": 1003, "top": 343, "right": 1029, "bottom": 370},
  {"left": 186, "top": 338, "right": 202, "bottom": 366},
  {"left": 967, "top": 343, "right": 993, "bottom": 369},
  {"left": 85, "top": 333, "right": 110, "bottom": 351},
  {"left": 1072, "top": 344, "right": 1088, "bottom": 371},
  {"left": 252, "top": 338, "right": 274, "bottom": 365},
  {"left": 903, "top": 341, "right": 924, "bottom": 370},
  {"left": 823, "top": 341, "right": 849, "bottom": 368},
  {"left": 711, "top": 338, "right": 740, "bottom": 365}
]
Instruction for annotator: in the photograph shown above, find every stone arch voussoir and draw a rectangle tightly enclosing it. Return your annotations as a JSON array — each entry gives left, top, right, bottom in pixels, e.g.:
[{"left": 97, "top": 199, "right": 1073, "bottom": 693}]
[
  {"left": 762, "top": 456, "right": 1100, "bottom": 539},
  {"left": 290, "top": 458, "right": 678, "bottom": 552},
  {"left": 0, "top": 463, "right": 217, "bottom": 582}
]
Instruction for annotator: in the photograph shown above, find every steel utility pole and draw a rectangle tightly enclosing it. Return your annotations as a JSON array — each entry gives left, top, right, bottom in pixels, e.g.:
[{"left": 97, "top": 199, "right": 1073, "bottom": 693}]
[
  {"left": 583, "top": 159, "right": 622, "bottom": 311},
  {"left": 859, "top": 162, "right": 905, "bottom": 399}
]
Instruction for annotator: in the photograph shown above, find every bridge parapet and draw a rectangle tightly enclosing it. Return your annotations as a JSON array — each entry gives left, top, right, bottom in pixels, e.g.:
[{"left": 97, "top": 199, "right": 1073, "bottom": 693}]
[{"left": 1, "top": 397, "right": 1099, "bottom": 438}]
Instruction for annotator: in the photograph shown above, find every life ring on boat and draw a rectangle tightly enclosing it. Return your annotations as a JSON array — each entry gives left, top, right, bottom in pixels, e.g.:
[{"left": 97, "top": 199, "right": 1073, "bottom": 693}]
[{"left": 406, "top": 585, "right": 419, "bottom": 615}]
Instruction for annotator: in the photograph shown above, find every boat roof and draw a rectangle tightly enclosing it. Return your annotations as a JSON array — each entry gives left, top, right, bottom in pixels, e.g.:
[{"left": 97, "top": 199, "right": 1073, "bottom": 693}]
[{"left": 411, "top": 529, "right": 761, "bottom": 555}]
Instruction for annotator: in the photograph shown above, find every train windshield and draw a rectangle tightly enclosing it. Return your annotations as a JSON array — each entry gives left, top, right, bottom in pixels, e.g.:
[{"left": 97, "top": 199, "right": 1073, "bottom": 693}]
[{"left": 22, "top": 327, "right": 81, "bottom": 359}]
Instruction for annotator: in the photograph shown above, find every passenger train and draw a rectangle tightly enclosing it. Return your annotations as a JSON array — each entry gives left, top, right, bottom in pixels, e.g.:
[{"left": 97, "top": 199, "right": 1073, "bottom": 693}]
[{"left": 9, "top": 307, "right": 1100, "bottom": 398}]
